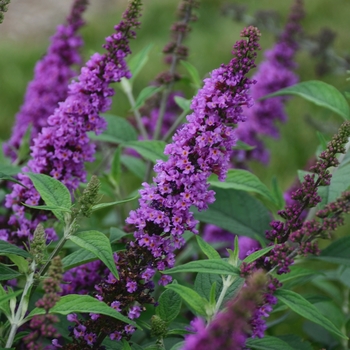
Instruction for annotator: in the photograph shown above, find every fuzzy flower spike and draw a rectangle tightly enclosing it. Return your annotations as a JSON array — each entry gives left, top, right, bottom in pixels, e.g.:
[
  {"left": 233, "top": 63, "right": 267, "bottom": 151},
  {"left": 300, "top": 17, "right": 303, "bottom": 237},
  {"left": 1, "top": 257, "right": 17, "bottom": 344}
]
[
  {"left": 3, "top": 0, "right": 88, "bottom": 162},
  {"left": 3, "top": 0, "right": 141, "bottom": 245},
  {"left": 127, "top": 26, "right": 261, "bottom": 277},
  {"left": 233, "top": 0, "right": 304, "bottom": 165},
  {"left": 61, "top": 26, "right": 261, "bottom": 348}
]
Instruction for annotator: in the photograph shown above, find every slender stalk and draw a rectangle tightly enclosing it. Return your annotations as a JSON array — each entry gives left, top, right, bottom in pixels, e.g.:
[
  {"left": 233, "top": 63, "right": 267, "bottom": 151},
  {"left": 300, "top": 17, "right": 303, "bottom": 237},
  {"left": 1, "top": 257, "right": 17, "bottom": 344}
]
[
  {"left": 152, "top": 2, "right": 194, "bottom": 141},
  {"left": 5, "top": 263, "right": 35, "bottom": 348},
  {"left": 121, "top": 78, "right": 149, "bottom": 140},
  {"left": 162, "top": 109, "right": 188, "bottom": 142},
  {"left": 212, "top": 275, "right": 238, "bottom": 317}
]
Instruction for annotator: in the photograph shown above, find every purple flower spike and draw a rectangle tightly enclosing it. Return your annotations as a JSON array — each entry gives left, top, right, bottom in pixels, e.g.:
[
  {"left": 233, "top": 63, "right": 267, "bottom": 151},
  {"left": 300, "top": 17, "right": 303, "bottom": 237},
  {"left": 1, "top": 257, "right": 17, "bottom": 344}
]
[
  {"left": 3, "top": 0, "right": 88, "bottom": 161},
  {"left": 4, "top": 0, "right": 141, "bottom": 245},
  {"left": 234, "top": 0, "right": 304, "bottom": 165},
  {"left": 127, "top": 27, "right": 261, "bottom": 279}
]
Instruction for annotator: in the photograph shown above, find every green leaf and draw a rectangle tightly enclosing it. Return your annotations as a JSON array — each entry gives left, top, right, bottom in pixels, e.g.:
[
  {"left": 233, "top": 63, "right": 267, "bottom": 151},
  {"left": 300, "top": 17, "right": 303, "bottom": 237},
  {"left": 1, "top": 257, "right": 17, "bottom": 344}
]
[
  {"left": 243, "top": 245, "right": 274, "bottom": 264},
  {"left": 133, "top": 86, "right": 163, "bottom": 111},
  {"left": 50, "top": 294, "right": 138, "bottom": 327},
  {"left": 194, "top": 188, "right": 270, "bottom": 240},
  {"left": 271, "top": 176, "right": 285, "bottom": 210},
  {"left": 0, "top": 290, "right": 22, "bottom": 308},
  {"left": 277, "top": 335, "right": 313, "bottom": 350},
  {"left": 316, "top": 131, "right": 328, "bottom": 151},
  {"left": 22, "top": 307, "right": 46, "bottom": 324},
  {"left": 194, "top": 273, "right": 244, "bottom": 307},
  {"left": 129, "top": 44, "right": 153, "bottom": 83},
  {"left": 246, "top": 335, "right": 295, "bottom": 350},
  {"left": 22, "top": 204, "right": 71, "bottom": 213},
  {"left": 0, "top": 163, "right": 21, "bottom": 176},
  {"left": 0, "top": 240, "right": 31, "bottom": 258},
  {"left": 122, "top": 339, "right": 132, "bottom": 350},
  {"left": 110, "top": 147, "right": 122, "bottom": 185},
  {"left": 164, "top": 259, "right": 240, "bottom": 276},
  {"left": 91, "top": 194, "right": 139, "bottom": 211},
  {"left": 109, "top": 227, "right": 128, "bottom": 243},
  {"left": 180, "top": 60, "right": 202, "bottom": 89},
  {"left": 165, "top": 284, "right": 207, "bottom": 316},
  {"left": 315, "top": 236, "right": 350, "bottom": 266},
  {"left": 232, "top": 140, "right": 256, "bottom": 151},
  {"left": 0, "top": 264, "right": 22, "bottom": 280},
  {"left": 6, "top": 254, "right": 28, "bottom": 274},
  {"left": 196, "top": 236, "right": 221, "bottom": 260},
  {"left": 124, "top": 140, "right": 167, "bottom": 162},
  {"left": 275, "top": 289, "right": 347, "bottom": 339},
  {"left": 156, "top": 288, "right": 182, "bottom": 323},
  {"left": 323, "top": 163, "right": 350, "bottom": 204},
  {"left": 262, "top": 81, "right": 350, "bottom": 120},
  {"left": 121, "top": 155, "right": 146, "bottom": 179},
  {"left": 277, "top": 266, "right": 321, "bottom": 283},
  {"left": 62, "top": 248, "right": 97, "bottom": 271},
  {"left": 208, "top": 170, "right": 278, "bottom": 207},
  {"left": 0, "top": 172, "right": 27, "bottom": 187},
  {"left": 174, "top": 96, "right": 191, "bottom": 113},
  {"left": 69, "top": 230, "right": 119, "bottom": 280},
  {"left": 169, "top": 342, "right": 185, "bottom": 350},
  {"left": 27, "top": 173, "right": 71, "bottom": 221},
  {"left": 89, "top": 114, "right": 138, "bottom": 144}
]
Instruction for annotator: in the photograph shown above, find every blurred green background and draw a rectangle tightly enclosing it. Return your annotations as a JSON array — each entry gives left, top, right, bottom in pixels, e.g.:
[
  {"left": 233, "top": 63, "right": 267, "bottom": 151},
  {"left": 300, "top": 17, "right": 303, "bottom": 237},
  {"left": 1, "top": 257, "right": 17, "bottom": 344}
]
[{"left": 0, "top": 0, "right": 349, "bottom": 190}]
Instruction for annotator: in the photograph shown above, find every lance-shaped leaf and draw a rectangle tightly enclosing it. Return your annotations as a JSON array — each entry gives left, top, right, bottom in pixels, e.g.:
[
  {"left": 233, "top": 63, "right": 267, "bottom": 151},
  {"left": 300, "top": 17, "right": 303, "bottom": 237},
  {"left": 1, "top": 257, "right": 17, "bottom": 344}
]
[
  {"left": 275, "top": 289, "right": 347, "bottom": 339},
  {"left": 196, "top": 236, "right": 220, "bottom": 260},
  {"left": 69, "top": 230, "right": 119, "bottom": 280},
  {"left": 209, "top": 170, "right": 278, "bottom": 207},
  {"left": 156, "top": 289, "right": 182, "bottom": 323},
  {"left": 0, "top": 264, "right": 22, "bottom": 281},
  {"left": 62, "top": 249, "right": 97, "bottom": 271},
  {"left": 129, "top": 44, "right": 153, "bottom": 83},
  {"left": 246, "top": 335, "right": 295, "bottom": 350},
  {"left": 165, "top": 284, "right": 207, "bottom": 316},
  {"left": 0, "top": 240, "right": 31, "bottom": 258},
  {"left": 261, "top": 81, "right": 350, "bottom": 121},
  {"left": 124, "top": 140, "right": 168, "bottom": 162},
  {"left": 315, "top": 236, "right": 350, "bottom": 266},
  {"left": 164, "top": 259, "right": 239, "bottom": 276},
  {"left": 243, "top": 245, "right": 274, "bottom": 264},
  {"left": 50, "top": 294, "right": 138, "bottom": 327},
  {"left": 27, "top": 173, "right": 71, "bottom": 221},
  {"left": 92, "top": 194, "right": 139, "bottom": 211},
  {"left": 133, "top": 86, "right": 163, "bottom": 111}
]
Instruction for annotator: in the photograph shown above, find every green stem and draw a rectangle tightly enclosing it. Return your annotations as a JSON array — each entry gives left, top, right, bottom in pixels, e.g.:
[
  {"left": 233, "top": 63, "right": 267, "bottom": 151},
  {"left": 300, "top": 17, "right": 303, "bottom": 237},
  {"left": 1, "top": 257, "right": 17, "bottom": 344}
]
[
  {"left": 5, "top": 264, "right": 35, "bottom": 348},
  {"left": 162, "top": 109, "right": 188, "bottom": 142},
  {"left": 212, "top": 275, "right": 238, "bottom": 318},
  {"left": 121, "top": 78, "right": 149, "bottom": 140}
]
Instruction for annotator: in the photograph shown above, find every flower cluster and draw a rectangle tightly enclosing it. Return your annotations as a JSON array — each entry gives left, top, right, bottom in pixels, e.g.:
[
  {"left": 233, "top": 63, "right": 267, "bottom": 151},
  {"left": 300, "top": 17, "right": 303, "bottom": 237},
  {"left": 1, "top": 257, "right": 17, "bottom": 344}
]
[
  {"left": 3, "top": 0, "right": 87, "bottom": 162},
  {"left": 241, "top": 120, "right": 350, "bottom": 338},
  {"left": 3, "top": 0, "right": 141, "bottom": 246},
  {"left": 182, "top": 271, "right": 267, "bottom": 350},
  {"left": 62, "top": 26, "right": 261, "bottom": 347},
  {"left": 156, "top": 0, "right": 199, "bottom": 85},
  {"left": 23, "top": 256, "right": 63, "bottom": 349},
  {"left": 233, "top": 0, "right": 304, "bottom": 165}
]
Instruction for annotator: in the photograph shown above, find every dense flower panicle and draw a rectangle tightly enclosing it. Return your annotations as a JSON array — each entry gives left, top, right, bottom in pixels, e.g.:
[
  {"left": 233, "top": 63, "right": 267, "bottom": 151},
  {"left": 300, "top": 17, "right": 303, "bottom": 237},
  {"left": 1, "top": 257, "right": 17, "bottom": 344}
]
[
  {"left": 3, "top": 0, "right": 141, "bottom": 246},
  {"left": 3, "top": 0, "right": 87, "bottom": 161},
  {"left": 181, "top": 271, "right": 267, "bottom": 350},
  {"left": 127, "top": 26, "right": 261, "bottom": 274},
  {"left": 241, "top": 121, "right": 350, "bottom": 338},
  {"left": 233, "top": 0, "right": 304, "bottom": 165},
  {"left": 63, "top": 26, "right": 261, "bottom": 347}
]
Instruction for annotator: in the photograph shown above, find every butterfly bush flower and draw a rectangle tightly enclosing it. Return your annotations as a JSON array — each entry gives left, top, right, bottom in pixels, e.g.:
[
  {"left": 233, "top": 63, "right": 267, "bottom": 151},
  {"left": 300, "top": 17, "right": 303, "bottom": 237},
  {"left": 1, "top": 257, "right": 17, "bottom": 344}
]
[
  {"left": 182, "top": 271, "right": 267, "bottom": 350},
  {"left": 240, "top": 121, "right": 350, "bottom": 338},
  {"left": 3, "top": 0, "right": 141, "bottom": 246},
  {"left": 62, "top": 26, "right": 261, "bottom": 347},
  {"left": 3, "top": 0, "right": 87, "bottom": 161},
  {"left": 234, "top": 0, "right": 304, "bottom": 165}
]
